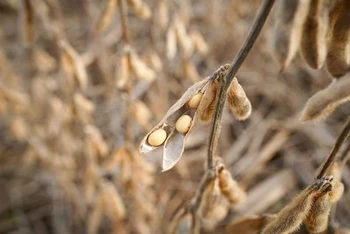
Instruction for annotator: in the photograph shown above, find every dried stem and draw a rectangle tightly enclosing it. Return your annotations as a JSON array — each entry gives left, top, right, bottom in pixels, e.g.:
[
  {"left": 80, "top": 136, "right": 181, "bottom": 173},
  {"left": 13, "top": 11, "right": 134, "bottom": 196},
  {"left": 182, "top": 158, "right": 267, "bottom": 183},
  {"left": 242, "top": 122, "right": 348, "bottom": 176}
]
[
  {"left": 118, "top": 0, "right": 134, "bottom": 143},
  {"left": 207, "top": 0, "right": 276, "bottom": 169},
  {"left": 317, "top": 117, "right": 350, "bottom": 179},
  {"left": 167, "top": 169, "right": 216, "bottom": 234},
  {"left": 169, "top": 1, "right": 275, "bottom": 232},
  {"left": 339, "top": 136, "right": 350, "bottom": 168}
]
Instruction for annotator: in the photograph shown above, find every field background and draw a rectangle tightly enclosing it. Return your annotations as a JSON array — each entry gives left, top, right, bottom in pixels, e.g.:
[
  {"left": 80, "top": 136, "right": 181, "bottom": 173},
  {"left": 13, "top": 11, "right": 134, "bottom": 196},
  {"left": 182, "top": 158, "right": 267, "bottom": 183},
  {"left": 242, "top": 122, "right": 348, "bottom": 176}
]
[{"left": 0, "top": 0, "right": 349, "bottom": 233}]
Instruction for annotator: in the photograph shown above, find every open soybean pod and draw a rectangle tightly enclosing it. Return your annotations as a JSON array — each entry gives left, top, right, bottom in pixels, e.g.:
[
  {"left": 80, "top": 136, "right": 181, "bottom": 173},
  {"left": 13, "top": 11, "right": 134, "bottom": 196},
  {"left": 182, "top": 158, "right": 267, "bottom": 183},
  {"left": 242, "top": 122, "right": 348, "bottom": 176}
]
[
  {"left": 139, "top": 65, "right": 230, "bottom": 171},
  {"left": 300, "top": 0, "right": 332, "bottom": 69},
  {"left": 326, "top": 0, "right": 350, "bottom": 78},
  {"left": 139, "top": 76, "right": 209, "bottom": 171},
  {"left": 271, "top": 0, "right": 310, "bottom": 72}
]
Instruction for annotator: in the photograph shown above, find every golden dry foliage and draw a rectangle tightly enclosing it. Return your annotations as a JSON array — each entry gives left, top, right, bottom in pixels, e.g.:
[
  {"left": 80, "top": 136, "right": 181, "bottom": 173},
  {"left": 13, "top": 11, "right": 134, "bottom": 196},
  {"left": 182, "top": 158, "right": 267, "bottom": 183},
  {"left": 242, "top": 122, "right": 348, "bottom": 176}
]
[{"left": 1, "top": 0, "right": 350, "bottom": 234}]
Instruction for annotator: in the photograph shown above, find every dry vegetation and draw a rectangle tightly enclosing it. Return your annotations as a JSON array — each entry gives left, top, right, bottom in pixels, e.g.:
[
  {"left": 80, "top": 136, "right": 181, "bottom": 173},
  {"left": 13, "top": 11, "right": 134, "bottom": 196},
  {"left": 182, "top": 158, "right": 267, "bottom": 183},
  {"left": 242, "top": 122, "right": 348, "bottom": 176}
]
[{"left": 0, "top": 0, "right": 350, "bottom": 234}]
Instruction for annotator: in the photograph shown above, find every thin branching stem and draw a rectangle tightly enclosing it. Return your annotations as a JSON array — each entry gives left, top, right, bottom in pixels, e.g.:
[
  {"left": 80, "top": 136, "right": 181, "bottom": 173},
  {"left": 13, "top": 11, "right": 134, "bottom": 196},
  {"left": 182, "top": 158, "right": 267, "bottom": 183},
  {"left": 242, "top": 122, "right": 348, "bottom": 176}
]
[
  {"left": 317, "top": 117, "right": 350, "bottom": 179},
  {"left": 207, "top": 0, "right": 276, "bottom": 169},
  {"left": 118, "top": 0, "right": 134, "bottom": 143},
  {"left": 339, "top": 136, "right": 350, "bottom": 168}
]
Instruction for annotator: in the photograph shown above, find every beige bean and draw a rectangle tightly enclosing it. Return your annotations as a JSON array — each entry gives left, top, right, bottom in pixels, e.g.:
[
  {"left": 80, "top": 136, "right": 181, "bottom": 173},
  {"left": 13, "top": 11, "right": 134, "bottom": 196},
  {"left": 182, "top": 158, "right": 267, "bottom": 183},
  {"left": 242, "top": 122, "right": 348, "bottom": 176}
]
[
  {"left": 147, "top": 129, "right": 167, "bottom": 146},
  {"left": 175, "top": 115, "right": 192, "bottom": 134},
  {"left": 187, "top": 92, "right": 203, "bottom": 109}
]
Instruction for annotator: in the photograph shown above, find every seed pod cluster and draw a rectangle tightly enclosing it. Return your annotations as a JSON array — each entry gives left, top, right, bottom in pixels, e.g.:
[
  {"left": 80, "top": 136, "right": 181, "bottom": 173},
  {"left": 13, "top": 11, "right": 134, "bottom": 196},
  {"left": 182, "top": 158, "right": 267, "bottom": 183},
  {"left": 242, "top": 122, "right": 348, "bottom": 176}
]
[
  {"left": 262, "top": 177, "right": 331, "bottom": 234},
  {"left": 304, "top": 178, "right": 344, "bottom": 233},
  {"left": 271, "top": 0, "right": 350, "bottom": 77},
  {"left": 262, "top": 176, "right": 344, "bottom": 234},
  {"left": 140, "top": 65, "right": 231, "bottom": 171}
]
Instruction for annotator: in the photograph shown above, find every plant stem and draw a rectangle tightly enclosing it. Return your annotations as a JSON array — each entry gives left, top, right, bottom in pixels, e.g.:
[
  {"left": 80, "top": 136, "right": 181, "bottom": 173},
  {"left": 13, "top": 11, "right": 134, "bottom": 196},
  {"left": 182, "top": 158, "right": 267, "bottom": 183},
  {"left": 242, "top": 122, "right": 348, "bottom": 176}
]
[
  {"left": 118, "top": 0, "right": 133, "bottom": 143},
  {"left": 207, "top": 0, "right": 276, "bottom": 169},
  {"left": 317, "top": 117, "right": 350, "bottom": 179},
  {"left": 339, "top": 134, "right": 350, "bottom": 168}
]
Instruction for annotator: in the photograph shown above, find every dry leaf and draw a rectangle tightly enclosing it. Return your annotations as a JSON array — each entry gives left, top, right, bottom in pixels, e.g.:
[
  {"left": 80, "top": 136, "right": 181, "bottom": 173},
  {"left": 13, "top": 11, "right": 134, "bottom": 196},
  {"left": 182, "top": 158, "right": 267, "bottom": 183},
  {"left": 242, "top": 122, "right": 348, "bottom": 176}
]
[{"left": 300, "top": 78, "right": 350, "bottom": 122}]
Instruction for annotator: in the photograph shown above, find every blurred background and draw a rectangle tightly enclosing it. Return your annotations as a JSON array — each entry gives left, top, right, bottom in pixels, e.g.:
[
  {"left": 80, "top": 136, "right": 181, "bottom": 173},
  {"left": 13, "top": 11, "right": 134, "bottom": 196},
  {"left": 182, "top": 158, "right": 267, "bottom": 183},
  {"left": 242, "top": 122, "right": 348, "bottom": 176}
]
[{"left": 0, "top": 0, "right": 349, "bottom": 233}]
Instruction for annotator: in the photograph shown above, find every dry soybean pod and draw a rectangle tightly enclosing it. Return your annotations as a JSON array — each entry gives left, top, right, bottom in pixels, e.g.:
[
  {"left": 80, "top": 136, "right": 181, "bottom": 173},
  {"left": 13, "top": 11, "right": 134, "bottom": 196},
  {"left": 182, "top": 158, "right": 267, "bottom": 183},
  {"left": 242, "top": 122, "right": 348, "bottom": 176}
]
[
  {"left": 300, "top": 0, "right": 331, "bottom": 69},
  {"left": 271, "top": 0, "right": 310, "bottom": 72},
  {"left": 326, "top": 0, "right": 350, "bottom": 78}
]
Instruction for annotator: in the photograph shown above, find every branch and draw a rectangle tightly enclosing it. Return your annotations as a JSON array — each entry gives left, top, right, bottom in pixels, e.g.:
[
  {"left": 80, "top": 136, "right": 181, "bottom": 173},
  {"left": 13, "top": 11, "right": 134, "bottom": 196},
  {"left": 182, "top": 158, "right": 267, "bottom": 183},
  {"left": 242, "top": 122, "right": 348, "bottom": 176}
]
[
  {"left": 339, "top": 134, "right": 350, "bottom": 168},
  {"left": 207, "top": 0, "right": 276, "bottom": 169},
  {"left": 317, "top": 117, "right": 350, "bottom": 179},
  {"left": 118, "top": 0, "right": 134, "bottom": 142}
]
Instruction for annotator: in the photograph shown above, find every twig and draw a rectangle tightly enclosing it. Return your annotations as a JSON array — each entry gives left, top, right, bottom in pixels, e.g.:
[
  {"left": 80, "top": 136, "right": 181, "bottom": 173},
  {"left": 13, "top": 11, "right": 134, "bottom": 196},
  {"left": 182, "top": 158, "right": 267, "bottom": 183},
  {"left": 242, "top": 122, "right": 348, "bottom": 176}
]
[
  {"left": 167, "top": 169, "right": 216, "bottom": 234},
  {"left": 317, "top": 117, "right": 350, "bottom": 179},
  {"left": 118, "top": 0, "right": 134, "bottom": 143},
  {"left": 207, "top": 0, "right": 276, "bottom": 169},
  {"left": 339, "top": 136, "right": 350, "bottom": 168}
]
